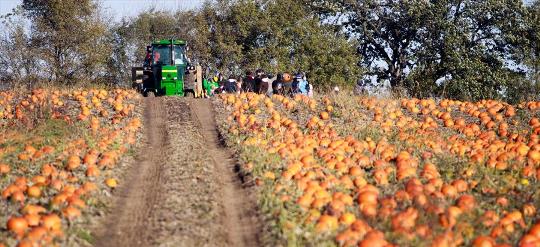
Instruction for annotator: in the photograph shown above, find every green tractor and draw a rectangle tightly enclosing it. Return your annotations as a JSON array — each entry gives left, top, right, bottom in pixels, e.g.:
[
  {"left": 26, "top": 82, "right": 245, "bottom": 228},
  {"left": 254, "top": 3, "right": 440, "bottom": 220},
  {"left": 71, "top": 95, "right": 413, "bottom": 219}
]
[{"left": 131, "top": 39, "right": 203, "bottom": 97}]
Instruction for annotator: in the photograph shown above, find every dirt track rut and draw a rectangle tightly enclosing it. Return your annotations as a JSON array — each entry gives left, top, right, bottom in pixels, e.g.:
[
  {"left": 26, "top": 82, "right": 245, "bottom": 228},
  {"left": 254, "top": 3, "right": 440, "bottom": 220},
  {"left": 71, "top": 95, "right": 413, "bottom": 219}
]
[
  {"left": 190, "top": 99, "right": 260, "bottom": 247},
  {"left": 94, "top": 97, "right": 259, "bottom": 247}
]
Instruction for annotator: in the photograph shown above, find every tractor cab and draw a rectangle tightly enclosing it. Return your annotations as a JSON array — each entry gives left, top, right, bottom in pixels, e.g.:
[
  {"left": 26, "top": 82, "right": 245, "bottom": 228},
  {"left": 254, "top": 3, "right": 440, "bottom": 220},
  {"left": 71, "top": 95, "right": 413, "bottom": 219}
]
[{"left": 146, "top": 41, "right": 188, "bottom": 67}]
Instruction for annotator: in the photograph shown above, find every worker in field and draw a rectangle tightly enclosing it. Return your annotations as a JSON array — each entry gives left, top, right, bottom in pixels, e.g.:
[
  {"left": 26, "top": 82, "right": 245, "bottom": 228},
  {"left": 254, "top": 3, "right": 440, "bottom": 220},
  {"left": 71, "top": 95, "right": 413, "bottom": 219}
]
[
  {"left": 256, "top": 69, "right": 264, "bottom": 77},
  {"left": 143, "top": 46, "right": 152, "bottom": 67},
  {"left": 203, "top": 77, "right": 212, "bottom": 97},
  {"left": 281, "top": 72, "right": 294, "bottom": 97},
  {"left": 272, "top": 73, "right": 283, "bottom": 95},
  {"left": 292, "top": 73, "right": 300, "bottom": 94},
  {"left": 259, "top": 75, "right": 270, "bottom": 95},
  {"left": 226, "top": 75, "right": 238, "bottom": 93},
  {"left": 243, "top": 71, "right": 256, "bottom": 92},
  {"left": 308, "top": 83, "right": 314, "bottom": 97},
  {"left": 254, "top": 69, "right": 265, "bottom": 93},
  {"left": 295, "top": 73, "right": 310, "bottom": 96},
  {"left": 355, "top": 79, "right": 368, "bottom": 95},
  {"left": 334, "top": 86, "right": 340, "bottom": 95},
  {"left": 266, "top": 74, "right": 276, "bottom": 96},
  {"left": 212, "top": 74, "right": 224, "bottom": 94},
  {"left": 154, "top": 51, "right": 161, "bottom": 63},
  {"left": 144, "top": 53, "right": 151, "bottom": 67},
  {"left": 207, "top": 76, "right": 219, "bottom": 96},
  {"left": 236, "top": 77, "right": 243, "bottom": 94}
]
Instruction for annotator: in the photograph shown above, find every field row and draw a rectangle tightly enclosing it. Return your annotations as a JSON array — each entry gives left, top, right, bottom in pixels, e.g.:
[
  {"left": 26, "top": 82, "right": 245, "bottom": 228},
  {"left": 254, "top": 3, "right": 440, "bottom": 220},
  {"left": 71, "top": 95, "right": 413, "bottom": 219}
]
[
  {"left": 0, "top": 89, "right": 142, "bottom": 246},
  {"left": 216, "top": 93, "right": 540, "bottom": 246}
]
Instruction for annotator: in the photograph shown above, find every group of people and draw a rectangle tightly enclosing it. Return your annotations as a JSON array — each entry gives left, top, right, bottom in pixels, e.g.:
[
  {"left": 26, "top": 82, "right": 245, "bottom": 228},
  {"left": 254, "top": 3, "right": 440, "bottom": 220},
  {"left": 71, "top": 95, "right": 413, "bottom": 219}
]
[{"left": 203, "top": 69, "right": 313, "bottom": 97}]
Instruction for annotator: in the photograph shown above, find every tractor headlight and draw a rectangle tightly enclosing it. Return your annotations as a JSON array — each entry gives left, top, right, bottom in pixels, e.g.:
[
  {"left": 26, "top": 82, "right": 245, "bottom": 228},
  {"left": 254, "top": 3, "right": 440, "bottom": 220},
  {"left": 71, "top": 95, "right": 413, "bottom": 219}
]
[
  {"left": 162, "top": 77, "right": 166, "bottom": 80},
  {"left": 173, "top": 77, "right": 177, "bottom": 80}
]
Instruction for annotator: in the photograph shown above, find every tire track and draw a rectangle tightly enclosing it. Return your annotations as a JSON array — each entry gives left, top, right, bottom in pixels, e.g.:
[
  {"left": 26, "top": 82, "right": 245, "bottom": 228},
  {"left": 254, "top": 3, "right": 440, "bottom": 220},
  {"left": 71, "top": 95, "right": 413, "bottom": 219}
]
[
  {"left": 94, "top": 97, "right": 258, "bottom": 247},
  {"left": 189, "top": 98, "right": 261, "bottom": 247},
  {"left": 94, "top": 96, "right": 167, "bottom": 247}
]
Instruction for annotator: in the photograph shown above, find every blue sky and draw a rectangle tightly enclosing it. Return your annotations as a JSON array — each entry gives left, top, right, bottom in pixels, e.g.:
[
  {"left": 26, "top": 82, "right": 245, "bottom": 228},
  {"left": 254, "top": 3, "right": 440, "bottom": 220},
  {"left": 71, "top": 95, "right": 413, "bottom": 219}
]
[{"left": 0, "top": 0, "right": 204, "bottom": 20}]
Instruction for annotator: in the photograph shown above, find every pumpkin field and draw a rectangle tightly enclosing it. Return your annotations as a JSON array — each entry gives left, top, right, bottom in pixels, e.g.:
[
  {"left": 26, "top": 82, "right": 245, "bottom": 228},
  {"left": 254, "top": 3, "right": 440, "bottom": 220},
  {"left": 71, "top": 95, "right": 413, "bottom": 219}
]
[
  {"left": 4, "top": 88, "right": 540, "bottom": 246},
  {"left": 0, "top": 88, "right": 258, "bottom": 247},
  {"left": 0, "top": 88, "right": 142, "bottom": 246},
  {"left": 215, "top": 92, "right": 540, "bottom": 247},
  {"left": 1, "top": 0, "right": 539, "bottom": 246}
]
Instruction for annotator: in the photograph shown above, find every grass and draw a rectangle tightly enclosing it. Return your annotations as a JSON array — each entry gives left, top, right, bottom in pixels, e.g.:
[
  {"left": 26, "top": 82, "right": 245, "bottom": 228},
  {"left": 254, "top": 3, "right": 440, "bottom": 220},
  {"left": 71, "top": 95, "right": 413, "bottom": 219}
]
[{"left": 74, "top": 228, "right": 95, "bottom": 244}]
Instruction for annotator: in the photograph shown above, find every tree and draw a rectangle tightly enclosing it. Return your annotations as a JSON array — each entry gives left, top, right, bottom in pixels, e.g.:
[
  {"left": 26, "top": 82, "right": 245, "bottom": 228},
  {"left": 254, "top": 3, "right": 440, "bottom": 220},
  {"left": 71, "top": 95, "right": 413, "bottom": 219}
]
[
  {"left": 174, "top": 8, "right": 213, "bottom": 71},
  {"left": 118, "top": 0, "right": 361, "bottom": 89},
  {"left": 411, "top": 0, "right": 528, "bottom": 101},
  {"left": 0, "top": 15, "right": 39, "bottom": 86},
  {"left": 21, "top": 0, "right": 110, "bottom": 84},
  {"left": 219, "top": 0, "right": 362, "bottom": 88},
  {"left": 312, "top": 0, "right": 529, "bottom": 101},
  {"left": 105, "top": 19, "right": 133, "bottom": 85},
  {"left": 120, "top": 10, "right": 178, "bottom": 61},
  {"left": 258, "top": 0, "right": 361, "bottom": 88},
  {"left": 523, "top": 0, "right": 540, "bottom": 90},
  {"left": 311, "top": 0, "right": 428, "bottom": 88}
]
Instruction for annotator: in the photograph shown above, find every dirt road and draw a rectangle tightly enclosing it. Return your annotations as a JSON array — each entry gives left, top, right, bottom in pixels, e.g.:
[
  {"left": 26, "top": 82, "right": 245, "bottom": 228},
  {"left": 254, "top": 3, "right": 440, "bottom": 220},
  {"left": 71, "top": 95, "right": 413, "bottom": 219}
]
[{"left": 94, "top": 97, "right": 259, "bottom": 247}]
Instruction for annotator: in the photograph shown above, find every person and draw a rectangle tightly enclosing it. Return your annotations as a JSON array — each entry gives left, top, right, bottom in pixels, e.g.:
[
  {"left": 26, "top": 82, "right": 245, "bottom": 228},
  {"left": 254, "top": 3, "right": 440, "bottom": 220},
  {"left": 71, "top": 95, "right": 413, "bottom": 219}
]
[
  {"left": 153, "top": 51, "right": 161, "bottom": 63},
  {"left": 211, "top": 76, "right": 220, "bottom": 95},
  {"left": 203, "top": 77, "right": 210, "bottom": 98},
  {"left": 256, "top": 69, "right": 264, "bottom": 77},
  {"left": 333, "top": 86, "right": 340, "bottom": 95},
  {"left": 236, "top": 77, "right": 243, "bottom": 94},
  {"left": 308, "top": 83, "right": 314, "bottom": 98},
  {"left": 144, "top": 51, "right": 152, "bottom": 67},
  {"left": 215, "top": 81, "right": 225, "bottom": 94},
  {"left": 292, "top": 75, "right": 299, "bottom": 94},
  {"left": 272, "top": 73, "right": 283, "bottom": 95},
  {"left": 211, "top": 74, "right": 224, "bottom": 94},
  {"left": 243, "top": 71, "right": 256, "bottom": 92},
  {"left": 225, "top": 75, "right": 237, "bottom": 93},
  {"left": 296, "top": 73, "right": 309, "bottom": 96},
  {"left": 355, "top": 79, "right": 368, "bottom": 95},
  {"left": 281, "top": 72, "right": 294, "bottom": 97},
  {"left": 259, "top": 75, "right": 270, "bottom": 95},
  {"left": 143, "top": 46, "right": 152, "bottom": 67},
  {"left": 254, "top": 69, "right": 265, "bottom": 93},
  {"left": 267, "top": 74, "right": 276, "bottom": 96}
]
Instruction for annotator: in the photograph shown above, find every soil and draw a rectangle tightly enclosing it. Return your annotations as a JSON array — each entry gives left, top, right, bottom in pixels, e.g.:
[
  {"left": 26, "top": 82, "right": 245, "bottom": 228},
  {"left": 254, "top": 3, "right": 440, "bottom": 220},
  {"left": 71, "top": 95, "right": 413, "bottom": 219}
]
[
  {"left": 190, "top": 98, "right": 261, "bottom": 247},
  {"left": 94, "top": 97, "right": 260, "bottom": 247}
]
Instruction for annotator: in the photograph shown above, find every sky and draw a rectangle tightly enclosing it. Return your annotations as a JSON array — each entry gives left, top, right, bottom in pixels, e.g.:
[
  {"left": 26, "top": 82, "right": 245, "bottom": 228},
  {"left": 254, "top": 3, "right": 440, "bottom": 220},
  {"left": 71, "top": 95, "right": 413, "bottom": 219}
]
[
  {"left": 1, "top": 0, "right": 536, "bottom": 19},
  {"left": 0, "top": 0, "right": 204, "bottom": 20}
]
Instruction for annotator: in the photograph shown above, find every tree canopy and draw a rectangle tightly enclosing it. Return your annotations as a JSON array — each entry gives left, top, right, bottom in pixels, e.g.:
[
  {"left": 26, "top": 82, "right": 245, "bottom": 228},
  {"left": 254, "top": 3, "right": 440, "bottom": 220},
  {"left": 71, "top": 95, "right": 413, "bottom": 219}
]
[
  {"left": 0, "top": 0, "right": 539, "bottom": 101},
  {"left": 21, "top": 0, "right": 110, "bottom": 84}
]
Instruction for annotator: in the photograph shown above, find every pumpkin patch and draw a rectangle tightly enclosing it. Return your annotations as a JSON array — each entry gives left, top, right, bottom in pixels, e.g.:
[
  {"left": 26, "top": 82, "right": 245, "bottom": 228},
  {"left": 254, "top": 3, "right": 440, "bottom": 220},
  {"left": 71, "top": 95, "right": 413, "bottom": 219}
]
[
  {"left": 0, "top": 88, "right": 141, "bottom": 246},
  {"left": 216, "top": 92, "right": 540, "bottom": 246}
]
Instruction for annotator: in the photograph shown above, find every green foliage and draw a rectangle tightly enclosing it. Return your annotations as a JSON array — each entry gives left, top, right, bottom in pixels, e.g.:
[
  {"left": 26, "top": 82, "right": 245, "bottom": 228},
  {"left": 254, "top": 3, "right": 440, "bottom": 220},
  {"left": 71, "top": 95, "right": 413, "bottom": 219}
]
[
  {"left": 111, "top": 0, "right": 361, "bottom": 89},
  {"left": 411, "top": 0, "right": 528, "bottom": 101},
  {"left": 522, "top": 1, "right": 540, "bottom": 89},
  {"left": 20, "top": 0, "right": 111, "bottom": 84},
  {"left": 1, "top": 0, "right": 539, "bottom": 100},
  {"left": 312, "top": 0, "right": 428, "bottom": 88},
  {"left": 239, "top": 0, "right": 361, "bottom": 89},
  {"left": 312, "top": 0, "right": 538, "bottom": 101},
  {"left": 0, "top": 16, "right": 39, "bottom": 86}
]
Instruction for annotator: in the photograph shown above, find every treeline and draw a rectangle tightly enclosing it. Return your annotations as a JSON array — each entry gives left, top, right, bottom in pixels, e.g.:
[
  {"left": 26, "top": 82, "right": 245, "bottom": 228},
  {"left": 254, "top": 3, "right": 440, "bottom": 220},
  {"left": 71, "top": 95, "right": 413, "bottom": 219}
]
[
  {"left": 0, "top": 0, "right": 539, "bottom": 102},
  {"left": 108, "top": 0, "right": 361, "bottom": 90}
]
